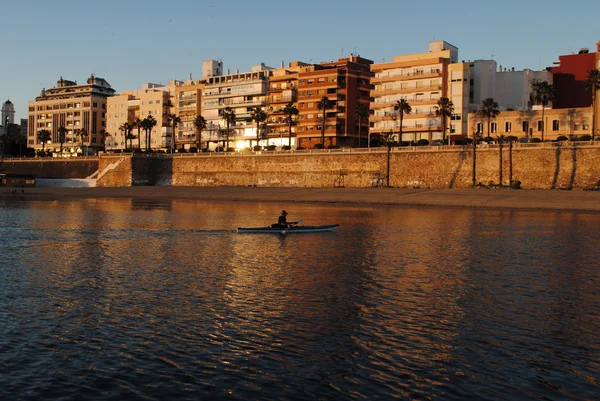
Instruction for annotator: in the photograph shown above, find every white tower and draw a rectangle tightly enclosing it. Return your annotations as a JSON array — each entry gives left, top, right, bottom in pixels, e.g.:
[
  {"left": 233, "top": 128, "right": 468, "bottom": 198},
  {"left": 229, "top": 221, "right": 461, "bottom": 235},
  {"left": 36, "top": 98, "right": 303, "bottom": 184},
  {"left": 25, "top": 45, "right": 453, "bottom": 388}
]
[{"left": 2, "top": 100, "right": 15, "bottom": 126}]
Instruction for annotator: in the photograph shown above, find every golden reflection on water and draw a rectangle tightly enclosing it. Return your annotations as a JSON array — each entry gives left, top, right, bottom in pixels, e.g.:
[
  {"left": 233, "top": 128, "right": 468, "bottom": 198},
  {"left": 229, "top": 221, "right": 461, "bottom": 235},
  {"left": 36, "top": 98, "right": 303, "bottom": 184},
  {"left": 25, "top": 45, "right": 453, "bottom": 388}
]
[{"left": 3, "top": 197, "right": 600, "bottom": 399}]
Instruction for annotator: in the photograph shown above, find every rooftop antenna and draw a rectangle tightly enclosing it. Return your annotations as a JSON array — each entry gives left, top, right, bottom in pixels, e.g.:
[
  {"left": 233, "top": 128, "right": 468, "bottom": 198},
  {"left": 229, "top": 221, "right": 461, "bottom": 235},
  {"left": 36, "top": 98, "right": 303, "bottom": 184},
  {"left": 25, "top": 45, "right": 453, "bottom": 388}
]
[{"left": 341, "top": 45, "right": 344, "bottom": 57}]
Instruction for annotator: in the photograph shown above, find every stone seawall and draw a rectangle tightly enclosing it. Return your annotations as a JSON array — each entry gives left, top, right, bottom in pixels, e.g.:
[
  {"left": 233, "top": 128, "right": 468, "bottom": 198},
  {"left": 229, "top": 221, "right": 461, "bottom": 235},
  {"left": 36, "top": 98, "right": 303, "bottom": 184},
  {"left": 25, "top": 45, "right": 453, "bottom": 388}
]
[
  {"left": 95, "top": 145, "right": 600, "bottom": 190},
  {"left": 0, "top": 158, "right": 99, "bottom": 179}
]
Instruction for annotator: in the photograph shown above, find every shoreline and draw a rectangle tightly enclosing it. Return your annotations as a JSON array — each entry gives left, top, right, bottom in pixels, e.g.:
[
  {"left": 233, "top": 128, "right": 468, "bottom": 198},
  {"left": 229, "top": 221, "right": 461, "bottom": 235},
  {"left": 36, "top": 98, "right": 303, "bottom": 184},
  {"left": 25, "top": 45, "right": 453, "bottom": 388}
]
[{"left": 2, "top": 186, "right": 600, "bottom": 213}]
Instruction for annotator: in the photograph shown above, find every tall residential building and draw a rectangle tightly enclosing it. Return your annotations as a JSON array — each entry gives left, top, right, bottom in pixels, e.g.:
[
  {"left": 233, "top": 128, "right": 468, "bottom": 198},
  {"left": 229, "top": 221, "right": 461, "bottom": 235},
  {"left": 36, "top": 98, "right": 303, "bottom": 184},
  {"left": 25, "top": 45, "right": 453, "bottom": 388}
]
[
  {"left": 370, "top": 41, "right": 468, "bottom": 144},
  {"left": 174, "top": 78, "right": 205, "bottom": 150},
  {"left": 296, "top": 55, "right": 373, "bottom": 149},
  {"left": 265, "top": 61, "right": 311, "bottom": 148},
  {"left": 105, "top": 82, "right": 175, "bottom": 151},
  {"left": 202, "top": 62, "right": 273, "bottom": 150},
  {"left": 28, "top": 75, "right": 115, "bottom": 155}
]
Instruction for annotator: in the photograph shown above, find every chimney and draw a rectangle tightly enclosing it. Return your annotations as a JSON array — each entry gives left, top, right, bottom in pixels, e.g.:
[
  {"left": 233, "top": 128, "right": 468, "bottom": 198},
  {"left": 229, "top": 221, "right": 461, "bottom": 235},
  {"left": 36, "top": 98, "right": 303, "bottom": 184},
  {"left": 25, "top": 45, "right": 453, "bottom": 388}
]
[
  {"left": 597, "top": 41, "right": 600, "bottom": 52},
  {"left": 280, "top": 61, "right": 284, "bottom": 68},
  {"left": 499, "top": 65, "right": 502, "bottom": 72}
]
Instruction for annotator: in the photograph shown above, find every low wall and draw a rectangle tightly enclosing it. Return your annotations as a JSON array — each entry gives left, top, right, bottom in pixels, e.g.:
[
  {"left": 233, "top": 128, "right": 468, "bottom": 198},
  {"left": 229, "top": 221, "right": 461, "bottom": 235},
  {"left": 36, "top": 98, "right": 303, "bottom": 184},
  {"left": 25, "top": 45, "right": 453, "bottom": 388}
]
[
  {"left": 96, "top": 144, "right": 600, "bottom": 190},
  {"left": 0, "top": 158, "right": 99, "bottom": 179}
]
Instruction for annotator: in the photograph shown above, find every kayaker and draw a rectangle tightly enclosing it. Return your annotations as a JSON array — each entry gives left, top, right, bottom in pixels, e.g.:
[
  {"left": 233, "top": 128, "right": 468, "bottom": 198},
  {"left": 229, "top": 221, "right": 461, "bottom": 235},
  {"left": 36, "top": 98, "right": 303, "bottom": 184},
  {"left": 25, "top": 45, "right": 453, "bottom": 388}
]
[{"left": 274, "top": 210, "right": 297, "bottom": 228}]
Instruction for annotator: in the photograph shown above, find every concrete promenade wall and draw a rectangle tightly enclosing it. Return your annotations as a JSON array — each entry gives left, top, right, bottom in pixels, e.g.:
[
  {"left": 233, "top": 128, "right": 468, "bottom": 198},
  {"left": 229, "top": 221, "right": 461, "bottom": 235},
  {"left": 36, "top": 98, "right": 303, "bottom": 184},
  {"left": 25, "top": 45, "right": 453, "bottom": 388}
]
[{"left": 96, "top": 144, "right": 600, "bottom": 190}]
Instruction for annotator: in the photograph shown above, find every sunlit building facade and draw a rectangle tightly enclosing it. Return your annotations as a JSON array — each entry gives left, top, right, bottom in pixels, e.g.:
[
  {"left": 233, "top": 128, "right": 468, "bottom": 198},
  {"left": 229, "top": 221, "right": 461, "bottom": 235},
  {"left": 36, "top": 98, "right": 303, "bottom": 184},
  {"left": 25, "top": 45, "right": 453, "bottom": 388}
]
[
  {"left": 370, "top": 41, "right": 469, "bottom": 144},
  {"left": 105, "top": 83, "right": 174, "bottom": 151},
  {"left": 27, "top": 75, "right": 115, "bottom": 155},
  {"left": 296, "top": 55, "right": 373, "bottom": 149}
]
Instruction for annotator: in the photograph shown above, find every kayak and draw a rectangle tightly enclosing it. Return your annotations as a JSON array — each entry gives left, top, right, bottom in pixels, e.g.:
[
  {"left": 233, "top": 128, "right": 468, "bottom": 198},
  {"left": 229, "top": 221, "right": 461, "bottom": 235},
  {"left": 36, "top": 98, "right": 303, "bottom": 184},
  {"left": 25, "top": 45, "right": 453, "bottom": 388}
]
[{"left": 237, "top": 224, "right": 339, "bottom": 234}]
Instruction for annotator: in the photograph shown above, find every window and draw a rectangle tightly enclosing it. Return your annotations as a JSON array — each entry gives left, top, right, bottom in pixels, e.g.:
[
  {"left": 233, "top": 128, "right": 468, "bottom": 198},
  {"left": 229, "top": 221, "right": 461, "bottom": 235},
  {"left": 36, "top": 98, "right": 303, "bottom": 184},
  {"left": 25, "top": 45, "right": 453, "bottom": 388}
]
[
  {"left": 552, "top": 120, "right": 560, "bottom": 131},
  {"left": 537, "top": 121, "right": 543, "bottom": 131},
  {"left": 476, "top": 122, "right": 483, "bottom": 134},
  {"left": 583, "top": 123, "right": 589, "bottom": 130},
  {"left": 491, "top": 122, "right": 497, "bottom": 133},
  {"left": 574, "top": 123, "right": 580, "bottom": 131},
  {"left": 318, "top": 78, "right": 325, "bottom": 83},
  {"left": 522, "top": 121, "right": 529, "bottom": 132},
  {"left": 505, "top": 122, "right": 512, "bottom": 132}
]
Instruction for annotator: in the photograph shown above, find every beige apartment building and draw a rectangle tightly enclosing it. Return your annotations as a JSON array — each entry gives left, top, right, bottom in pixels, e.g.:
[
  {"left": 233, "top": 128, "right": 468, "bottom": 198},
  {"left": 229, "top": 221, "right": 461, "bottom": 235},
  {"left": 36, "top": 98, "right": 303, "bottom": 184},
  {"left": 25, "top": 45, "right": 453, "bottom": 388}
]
[
  {"left": 370, "top": 41, "right": 469, "bottom": 144},
  {"left": 468, "top": 107, "right": 594, "bottom": 141},
  {"left": 27, "top": 75, "right": 115, "bottom": 155},
  {"left": 105, "top": 83, "right": 174, "bottom": 151},
  {"left": 202, "top": 62, "right": 273, "bottom": 150},
  {"left": 175, "top": 79, "right": 205, "bottom": 149}
]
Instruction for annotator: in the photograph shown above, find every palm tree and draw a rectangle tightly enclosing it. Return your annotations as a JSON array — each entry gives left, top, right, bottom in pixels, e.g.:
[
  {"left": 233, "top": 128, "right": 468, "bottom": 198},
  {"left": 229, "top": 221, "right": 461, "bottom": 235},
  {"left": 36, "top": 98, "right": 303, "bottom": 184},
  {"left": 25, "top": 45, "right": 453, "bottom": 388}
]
[
  {"left": 133, "top": 118, "right": 143, "bottom": 150},
  {"left": 479, "top": 98, "right": 501, "bottom": 141},
  {"left": 119, "top": 122, "right": 130, "bottom": 150},
  {"left": 221, "top": 107, "right": 236, "bottom": 151},
  {"left": 394, "top": 99, "right": 412, "bottom": 144},
  {"left": 164, "top": 113, "right": 181, "bottom": 153},
  {"left": 58, "top": 126, "right": 67, "bottom": 157},
  {"left": 282, "top": 102, "right": 299, "bottom": 148},
  {"left": 251, "top": 107, "right": 267, "bottom": 150},
  {"left": 193, "top": 115, "right": 208, "bottom": 150},
  {"left": 531, "top": 80, "right": 554, "bottom": 142},
  {"left": 125, "top": 124, "right": 135, "bottom": 151},
  {"left": 99, "top": 129, "right": 110, "bottom": 150},
  {"left": 355, "top": 103, "right": 369, "bottom": 147},
  {"left": 584, "top": 69, "right": 600, "bottom": 140},
  {"left": 79, "top": 128, "right": 88, "bottom": 156},
  {"left": 317, "top": 96, "right": 335, "bottom": 148},
  {"left": 141, "top": 115, "right": 157, "bottom": 151},
  {"left": 434, "top": 97, "right": 454, "bottom": 144},
  {"left": 36, "top": 129, "right": 51, "bottom": 154}
]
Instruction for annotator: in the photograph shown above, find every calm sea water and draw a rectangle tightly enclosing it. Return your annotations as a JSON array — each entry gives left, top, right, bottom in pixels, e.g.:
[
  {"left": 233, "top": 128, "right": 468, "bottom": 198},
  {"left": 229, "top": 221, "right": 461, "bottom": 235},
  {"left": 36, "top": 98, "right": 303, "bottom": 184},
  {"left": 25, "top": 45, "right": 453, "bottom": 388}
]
[{"left": 1, "top": 197, "right": 599, "bottom": 401}]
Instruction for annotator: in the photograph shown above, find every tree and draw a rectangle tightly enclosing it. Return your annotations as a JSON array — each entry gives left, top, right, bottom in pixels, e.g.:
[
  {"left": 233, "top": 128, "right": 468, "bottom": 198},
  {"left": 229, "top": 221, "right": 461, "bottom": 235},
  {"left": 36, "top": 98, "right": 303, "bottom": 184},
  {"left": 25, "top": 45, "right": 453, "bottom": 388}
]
[
  {"left": 119, "top": 122, "right": 130, "bottom": 150},
  {"left": 193, "top": 115, "right": 207, "bottom": 150},
  {"left": 133, "top": 118, "right": 143, "bottom": 150},
  {"left": 317, "top": 96, "right": 335, "bottom": 148},
  {"left": 355, "top": 103, "right": 369, "bottom": 148},
  {"left": 221, "top": 107, "right": 236, "bottom": 151},
  {"left": 394, "top": 99, "right": 412, "bottom": 144},
  {"left": 164, "top": 113, "right": 181, "bottom": 152},
  {"left": 141, "top": 115, "right": 157, "bottom": 151},
  {"left": 99, "top": 129, "right": 110, "bottom": 150},
  {"left": 434, "top": 97, "right": 454, "bottom": 144},
  {"left": 479, "top": 98, "right": 500, "bottom": 141},
  {"left": 251, "top": 107, "right": 267, "bottom": 150},
  {"left": 125, "top": 124, "right": 135, "bottom": 151},
  {"left": 584, "top": 69, "right": 600, "bottom": 140},
  {"left": 531, "top": 80, "right": 554, "bottom": 142},
  {"left": 79, "top": 128, "right": 88, "bottom": 155},
  {"left": 58, "top": 126, "right": 67, "bottom": 157},
  {"left": 282, "top": 102, "right": 299, "bottom": 148},
  {"left": 36, "top": 129, "right": 51, "bottom": 154}
]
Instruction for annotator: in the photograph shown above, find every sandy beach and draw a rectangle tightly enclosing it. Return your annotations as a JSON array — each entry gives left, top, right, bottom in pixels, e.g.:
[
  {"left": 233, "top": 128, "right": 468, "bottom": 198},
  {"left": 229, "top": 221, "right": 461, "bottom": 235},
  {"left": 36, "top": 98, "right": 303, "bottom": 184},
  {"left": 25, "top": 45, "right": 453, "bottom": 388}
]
[{"left": 2, "top": 186, "right": 600, "bottom": 213}]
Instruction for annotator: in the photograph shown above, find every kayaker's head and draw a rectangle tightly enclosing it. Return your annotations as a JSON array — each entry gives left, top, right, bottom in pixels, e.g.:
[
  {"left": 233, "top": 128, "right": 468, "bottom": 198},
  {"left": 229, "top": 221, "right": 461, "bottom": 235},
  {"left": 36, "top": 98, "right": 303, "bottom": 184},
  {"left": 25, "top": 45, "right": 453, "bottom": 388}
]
[{"left": 281, "top": 210, "right": 287, "bottom": 215}]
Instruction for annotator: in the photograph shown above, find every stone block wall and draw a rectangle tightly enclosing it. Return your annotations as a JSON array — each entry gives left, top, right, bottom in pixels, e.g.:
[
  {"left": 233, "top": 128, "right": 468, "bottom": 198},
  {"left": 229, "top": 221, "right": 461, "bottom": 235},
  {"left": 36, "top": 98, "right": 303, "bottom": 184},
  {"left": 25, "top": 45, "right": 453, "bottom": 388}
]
[{"left": 93, "top": 145, "right": 600, "bottom": 190}]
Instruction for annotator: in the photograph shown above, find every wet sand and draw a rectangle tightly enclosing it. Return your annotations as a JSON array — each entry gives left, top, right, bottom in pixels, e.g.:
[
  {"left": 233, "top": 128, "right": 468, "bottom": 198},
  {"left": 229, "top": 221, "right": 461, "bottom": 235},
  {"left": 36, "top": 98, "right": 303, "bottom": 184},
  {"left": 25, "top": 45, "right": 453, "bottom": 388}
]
[{"left": 2, "top": 186, "right": 600, "bottom": 213}]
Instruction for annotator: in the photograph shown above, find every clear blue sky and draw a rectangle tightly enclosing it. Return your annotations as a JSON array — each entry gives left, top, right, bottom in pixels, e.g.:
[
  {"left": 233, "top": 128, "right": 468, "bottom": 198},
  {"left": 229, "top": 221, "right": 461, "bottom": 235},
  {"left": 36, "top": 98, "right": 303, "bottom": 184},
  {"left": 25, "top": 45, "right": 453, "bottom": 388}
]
[{"left": 2, "top": 0, "right": 599, "bottom": 121}]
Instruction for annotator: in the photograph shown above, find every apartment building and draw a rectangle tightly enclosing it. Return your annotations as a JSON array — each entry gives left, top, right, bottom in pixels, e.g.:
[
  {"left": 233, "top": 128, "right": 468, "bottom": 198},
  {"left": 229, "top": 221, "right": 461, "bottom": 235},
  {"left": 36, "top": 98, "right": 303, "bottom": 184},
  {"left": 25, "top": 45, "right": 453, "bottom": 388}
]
[
  {"left": 468, "top": 61, "right": 552, "bottom": 112},
  {"left": 105, "top": 83, "right": 174, "bottom": 151},
  {"left": 27, "top": 75, "right": 115, "bottom": 155},
  {"left": 370, "top": 41, "right": 469, "bottom": 144},
  {"left": 264, "top": 61, "right": 310, "bottom": 148},
  {"left": 468, "top": 107, "right": 593, "bottom": 141},
  {"left": 296, "top": 55, "right": 373, "bottom": 149},
  {"left": 202, "top": 62, "right": 273, "bottom": 150},
  {"left": 175, "top": 78, "right": 205, "bottom": 149}
]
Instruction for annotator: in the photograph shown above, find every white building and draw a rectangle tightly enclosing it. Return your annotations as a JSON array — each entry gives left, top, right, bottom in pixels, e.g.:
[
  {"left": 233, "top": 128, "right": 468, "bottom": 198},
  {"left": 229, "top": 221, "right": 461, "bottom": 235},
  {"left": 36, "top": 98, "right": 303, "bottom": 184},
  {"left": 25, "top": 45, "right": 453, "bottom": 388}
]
[{"left": 469, "top": 60, "right": 552, "bottom": 111}]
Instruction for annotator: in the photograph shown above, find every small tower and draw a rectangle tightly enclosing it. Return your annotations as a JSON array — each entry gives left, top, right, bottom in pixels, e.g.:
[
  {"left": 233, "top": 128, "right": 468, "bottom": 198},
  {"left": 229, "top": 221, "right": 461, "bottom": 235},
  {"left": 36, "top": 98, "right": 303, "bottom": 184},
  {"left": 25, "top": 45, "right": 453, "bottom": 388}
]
[{"left": 1, "top": 100, "right": 15, "bottom": 126}]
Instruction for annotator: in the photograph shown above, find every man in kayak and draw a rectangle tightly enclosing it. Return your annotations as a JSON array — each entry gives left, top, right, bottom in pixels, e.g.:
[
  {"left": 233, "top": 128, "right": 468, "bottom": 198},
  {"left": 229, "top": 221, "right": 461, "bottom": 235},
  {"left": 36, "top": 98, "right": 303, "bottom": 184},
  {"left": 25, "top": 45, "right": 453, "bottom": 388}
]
[{"left": 273, "top": 210, "right": 298, "bottom": 228}]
